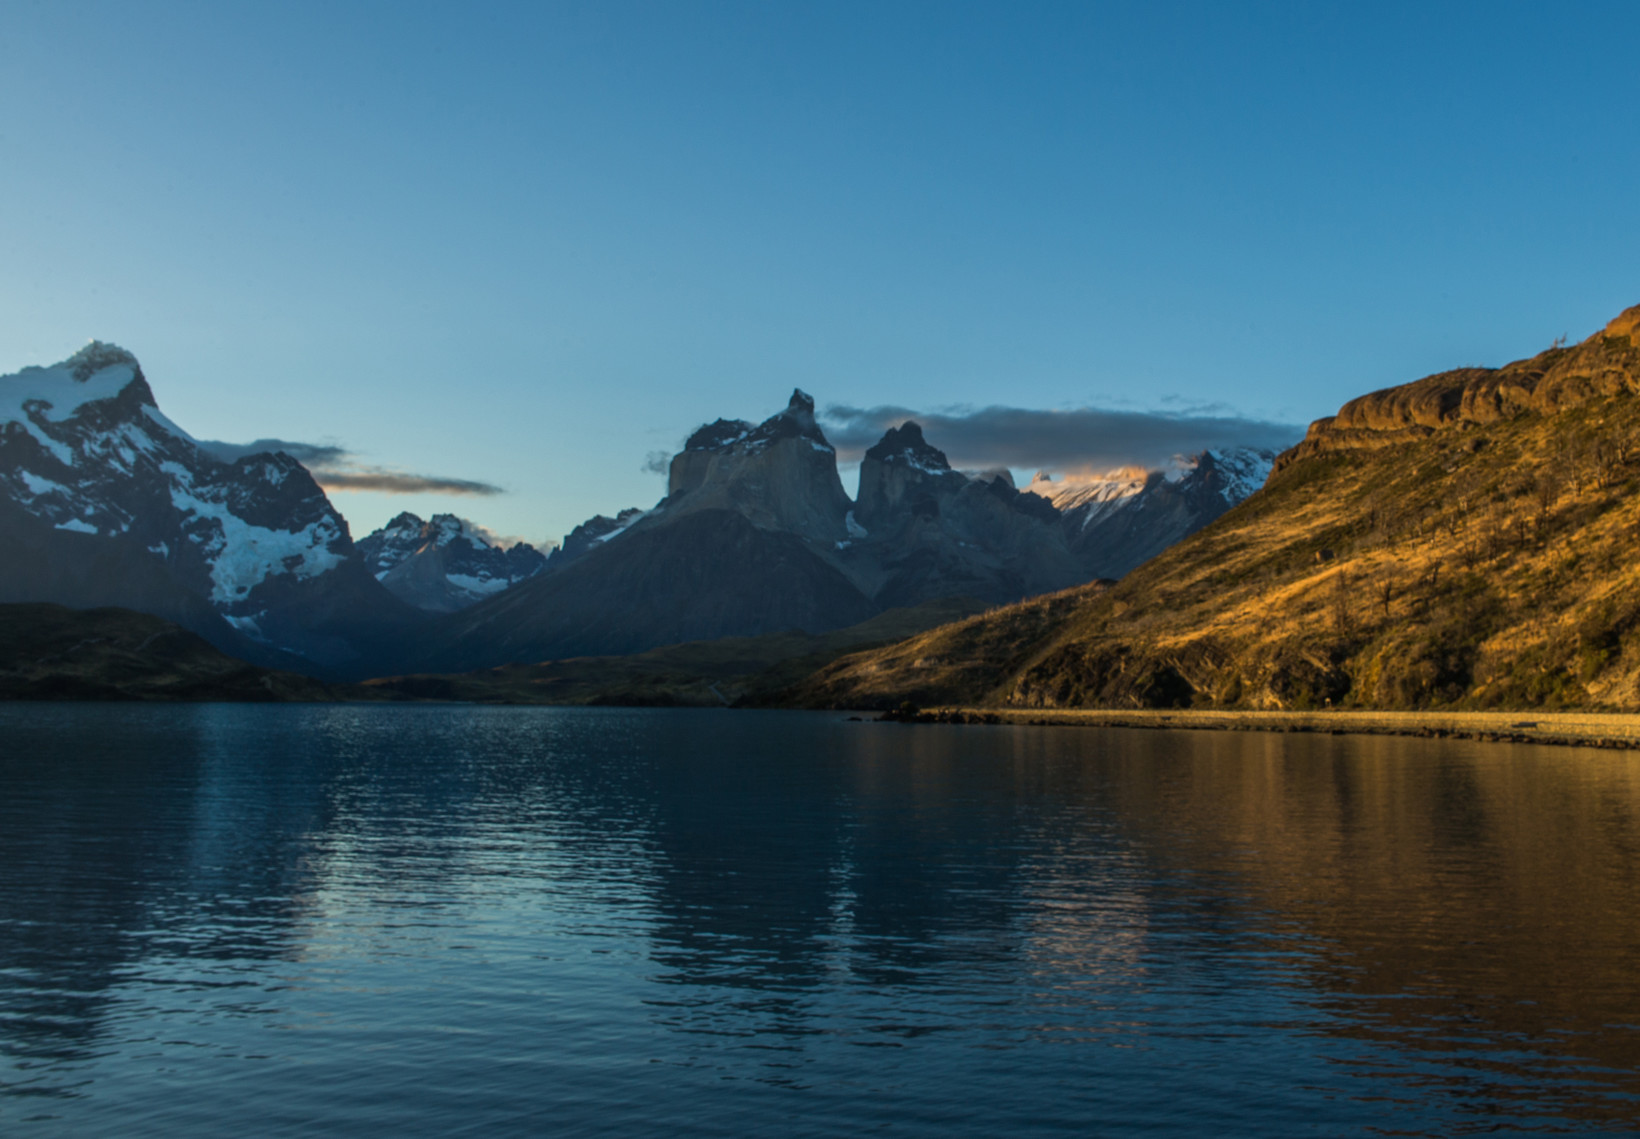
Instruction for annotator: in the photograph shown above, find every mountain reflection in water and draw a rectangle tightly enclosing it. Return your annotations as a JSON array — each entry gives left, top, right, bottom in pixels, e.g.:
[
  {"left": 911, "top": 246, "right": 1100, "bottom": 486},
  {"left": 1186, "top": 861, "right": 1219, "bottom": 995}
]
[{"left": 1, "top": 705, "right": 1637, "bottom": 1136}]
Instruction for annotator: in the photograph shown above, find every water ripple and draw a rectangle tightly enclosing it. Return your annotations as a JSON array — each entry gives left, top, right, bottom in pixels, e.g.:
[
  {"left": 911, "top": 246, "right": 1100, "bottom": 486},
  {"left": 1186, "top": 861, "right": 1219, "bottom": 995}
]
[{"left": 2, "top": 705, "right": 1638, "bottom": 1135}]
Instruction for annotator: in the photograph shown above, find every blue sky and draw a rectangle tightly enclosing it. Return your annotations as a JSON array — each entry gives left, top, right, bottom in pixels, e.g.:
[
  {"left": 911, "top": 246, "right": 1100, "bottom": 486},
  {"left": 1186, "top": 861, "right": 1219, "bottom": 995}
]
[{"left": 4, "top": 1, "right": 1638, "bottom": 547}]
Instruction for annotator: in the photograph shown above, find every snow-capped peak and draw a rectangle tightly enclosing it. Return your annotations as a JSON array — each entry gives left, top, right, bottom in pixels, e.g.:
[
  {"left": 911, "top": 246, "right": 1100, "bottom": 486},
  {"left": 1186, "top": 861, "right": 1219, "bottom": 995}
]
[
  {"left": 0, "top": 344, "right": 357, "bottom": 644},
  {"left": 1, "top": 345, "right": 150, "bottom": 436},
  {"left": 1028, "top": 467, "right": 1151, "bottom": 529},
  {"left": 355, "top": 511, "right": 548, "bottom": 611},
  {"left": 65, "top": 341, "right": 140, "bottom": 381},
  {"left": 429, "top": 513, "right": 491, "bottom": 550}
]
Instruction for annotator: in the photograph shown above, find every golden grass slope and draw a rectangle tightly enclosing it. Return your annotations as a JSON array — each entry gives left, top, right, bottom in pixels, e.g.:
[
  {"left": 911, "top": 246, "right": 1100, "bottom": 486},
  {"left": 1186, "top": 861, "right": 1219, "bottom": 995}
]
[{"left": 790, "top": 305, "right": 1640, "bottom": 712}]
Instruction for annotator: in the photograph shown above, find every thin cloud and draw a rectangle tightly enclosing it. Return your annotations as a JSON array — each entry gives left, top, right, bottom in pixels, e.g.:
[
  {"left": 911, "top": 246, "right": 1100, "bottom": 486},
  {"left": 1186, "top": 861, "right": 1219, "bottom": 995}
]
[
  {"left": 312, "top": 470, "right": 503, "bottom": 496},
  {"left": 198, "top": 437, "right": 348, "bottom": 466},
  {"left": 199, "top": 438, "right": 503, "bottom": 496},
  {"left": 821, "top": 403, "right": 1302, "bottom": 473}
]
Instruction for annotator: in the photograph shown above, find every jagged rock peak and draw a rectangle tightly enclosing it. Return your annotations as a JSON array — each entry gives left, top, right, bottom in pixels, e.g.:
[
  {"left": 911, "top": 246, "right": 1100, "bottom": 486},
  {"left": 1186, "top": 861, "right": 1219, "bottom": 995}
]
[
  {"left": 864, "top": 421, "right": 953, "bottom": 474},
  {"left": 383, "top": 511, "right": 425, "bottom": 532},
  {"left": 683, "top": 391, "right": 833, "bottom": 455},
  {"left": 357, "top": 510, "right": 546, "bottom": 613},
  {"left": 785, "top": 388, "right": 816, "bottom": 424},
  {"left": 685, "top": 418, "right": 755, "bottom": 451},
  {"left": 357, "top": 513, "right": 500, "bottom": 579},
  {"left": 66, "top": 341, "right": 140, "bottom": 382},
  {"left": 429, "top": 513, "right": 483, "bottom": 548},
  {"left": 556, "top": 506, "right": 647, "bottom": 563}
]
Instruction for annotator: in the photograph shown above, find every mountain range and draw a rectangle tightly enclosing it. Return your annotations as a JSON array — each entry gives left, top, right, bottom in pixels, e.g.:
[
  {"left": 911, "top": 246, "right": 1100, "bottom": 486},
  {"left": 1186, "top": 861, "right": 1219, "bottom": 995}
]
[
  {"left": 420, "top": 392, "right": 1271, "bottom": 671},
  {"left": 0, "top": 345, "right": 1276, "bottom": 680}
]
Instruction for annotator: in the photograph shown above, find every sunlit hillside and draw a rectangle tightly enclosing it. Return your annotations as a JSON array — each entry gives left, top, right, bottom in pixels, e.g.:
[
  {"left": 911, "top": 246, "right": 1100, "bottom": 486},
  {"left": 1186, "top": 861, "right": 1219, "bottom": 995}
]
[{"left": 787, "top": 305, "right": 1640, "bottom": 712}]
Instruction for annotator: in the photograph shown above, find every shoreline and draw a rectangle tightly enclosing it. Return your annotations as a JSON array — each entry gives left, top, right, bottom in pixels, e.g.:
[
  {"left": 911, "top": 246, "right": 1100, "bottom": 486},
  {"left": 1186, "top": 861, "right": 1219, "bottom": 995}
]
[{"left": 894, "top": 707, "right": 1640, "bottom": 750}]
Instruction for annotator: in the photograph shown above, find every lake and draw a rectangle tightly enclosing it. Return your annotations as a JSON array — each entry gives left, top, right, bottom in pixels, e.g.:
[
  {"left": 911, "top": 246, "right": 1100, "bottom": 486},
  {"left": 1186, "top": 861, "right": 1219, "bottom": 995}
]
[{"left": 2, "top": 704, "right": 1638, "bottom": 1135}]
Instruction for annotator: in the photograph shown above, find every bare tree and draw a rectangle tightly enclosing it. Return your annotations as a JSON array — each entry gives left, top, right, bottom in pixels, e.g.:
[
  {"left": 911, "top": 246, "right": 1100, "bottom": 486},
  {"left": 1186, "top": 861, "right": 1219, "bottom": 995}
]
[
  {"left": 1534, "top": 469, "right": 1561, "bottom": 533},
  {"left": 1331, "top": 569, "right": 1354, "bottom": 637}
]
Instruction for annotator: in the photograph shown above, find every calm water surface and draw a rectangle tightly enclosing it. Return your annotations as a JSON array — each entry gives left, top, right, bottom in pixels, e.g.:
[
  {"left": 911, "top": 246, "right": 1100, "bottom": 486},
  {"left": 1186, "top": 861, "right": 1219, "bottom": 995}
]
[{"left": 2, "top": 705, "right": 1639, "bottom": 1135}]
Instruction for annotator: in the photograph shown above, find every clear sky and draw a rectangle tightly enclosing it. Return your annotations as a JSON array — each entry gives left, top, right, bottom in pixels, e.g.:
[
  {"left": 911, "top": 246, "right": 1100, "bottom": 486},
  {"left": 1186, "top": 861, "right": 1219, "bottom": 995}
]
[{"left": 4, "top": 1, "right": 1638, "bottom": 547}]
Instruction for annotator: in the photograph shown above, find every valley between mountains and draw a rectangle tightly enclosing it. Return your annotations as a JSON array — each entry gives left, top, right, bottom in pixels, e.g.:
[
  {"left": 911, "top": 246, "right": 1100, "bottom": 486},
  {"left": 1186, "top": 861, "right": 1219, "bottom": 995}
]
[{"left": 5, "top": 303, "right": 1640, "bottom": 713}]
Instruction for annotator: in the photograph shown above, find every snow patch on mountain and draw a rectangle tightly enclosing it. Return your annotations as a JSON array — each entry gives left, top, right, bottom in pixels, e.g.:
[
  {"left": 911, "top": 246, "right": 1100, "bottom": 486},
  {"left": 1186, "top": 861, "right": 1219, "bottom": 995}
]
[
  {"left": 1028, "top": 467, "right": 1150, "bottom": 530},
  {"left": 0, "top": 355, "right": 142, "bottom": 425},
  {"left": 446, "top": 572, "right": 514, "bottom": 596},
  {"left": 168, "top": 481, "right": 346, "bottom": 604},
  {"left": 1028, "top": 445, "right": 1278, "bottom": 580},
  {"left": 1206, "top": 447, "right": 1275, "bottom": 502},
  {"left": 356, "top": 511, "right": 548, "bottom": 612},
  {"left": 591, "top": 509, "right": 647, "bottom": 544}
]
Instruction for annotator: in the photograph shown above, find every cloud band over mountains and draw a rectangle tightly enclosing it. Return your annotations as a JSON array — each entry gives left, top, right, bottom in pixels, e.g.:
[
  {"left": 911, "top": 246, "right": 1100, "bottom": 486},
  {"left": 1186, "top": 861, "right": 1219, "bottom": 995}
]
[
  {"left": 198, "top": 438, "right": 503, "bottom": 497},
  {"left": 821, "top": 404, "right": 1303, "bottom": 473},
  {"left": 308, "top": 470, "right": 504, "bottom": 496}
]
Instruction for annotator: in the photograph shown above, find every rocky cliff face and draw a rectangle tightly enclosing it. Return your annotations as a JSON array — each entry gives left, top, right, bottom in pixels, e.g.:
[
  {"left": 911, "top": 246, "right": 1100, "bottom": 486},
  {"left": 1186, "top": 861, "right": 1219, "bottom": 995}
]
[
  {"left": 0, "top": 343, "right": 421, "bottom": 674},
  {"left": 852, "top": 422, "right": 968, "bottom": 529},
  {"left": 663, "top": 389, "right": 854, "bottom": 545},
  {"left": 357, "top": 513, "right": 547, "bottom": 613},
  {"left": 1281, "top": 305, "right": 1640, "bottom": 470},
  {"left": 841, "top": 422, "right": 1083, "bottom": 606}
]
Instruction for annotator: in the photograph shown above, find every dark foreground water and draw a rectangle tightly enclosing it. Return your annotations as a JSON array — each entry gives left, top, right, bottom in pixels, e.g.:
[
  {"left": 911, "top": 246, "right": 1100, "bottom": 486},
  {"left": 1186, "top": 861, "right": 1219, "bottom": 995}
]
[{"left": 2, "top": 706, "right": 1639, "bottom": 1136}]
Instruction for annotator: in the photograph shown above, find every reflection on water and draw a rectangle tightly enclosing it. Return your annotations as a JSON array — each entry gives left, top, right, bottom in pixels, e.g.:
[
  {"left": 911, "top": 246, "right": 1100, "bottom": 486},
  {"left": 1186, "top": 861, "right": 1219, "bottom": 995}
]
[{"left": 2, "top": 705, "right": 1638, "bottom": 1135}]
